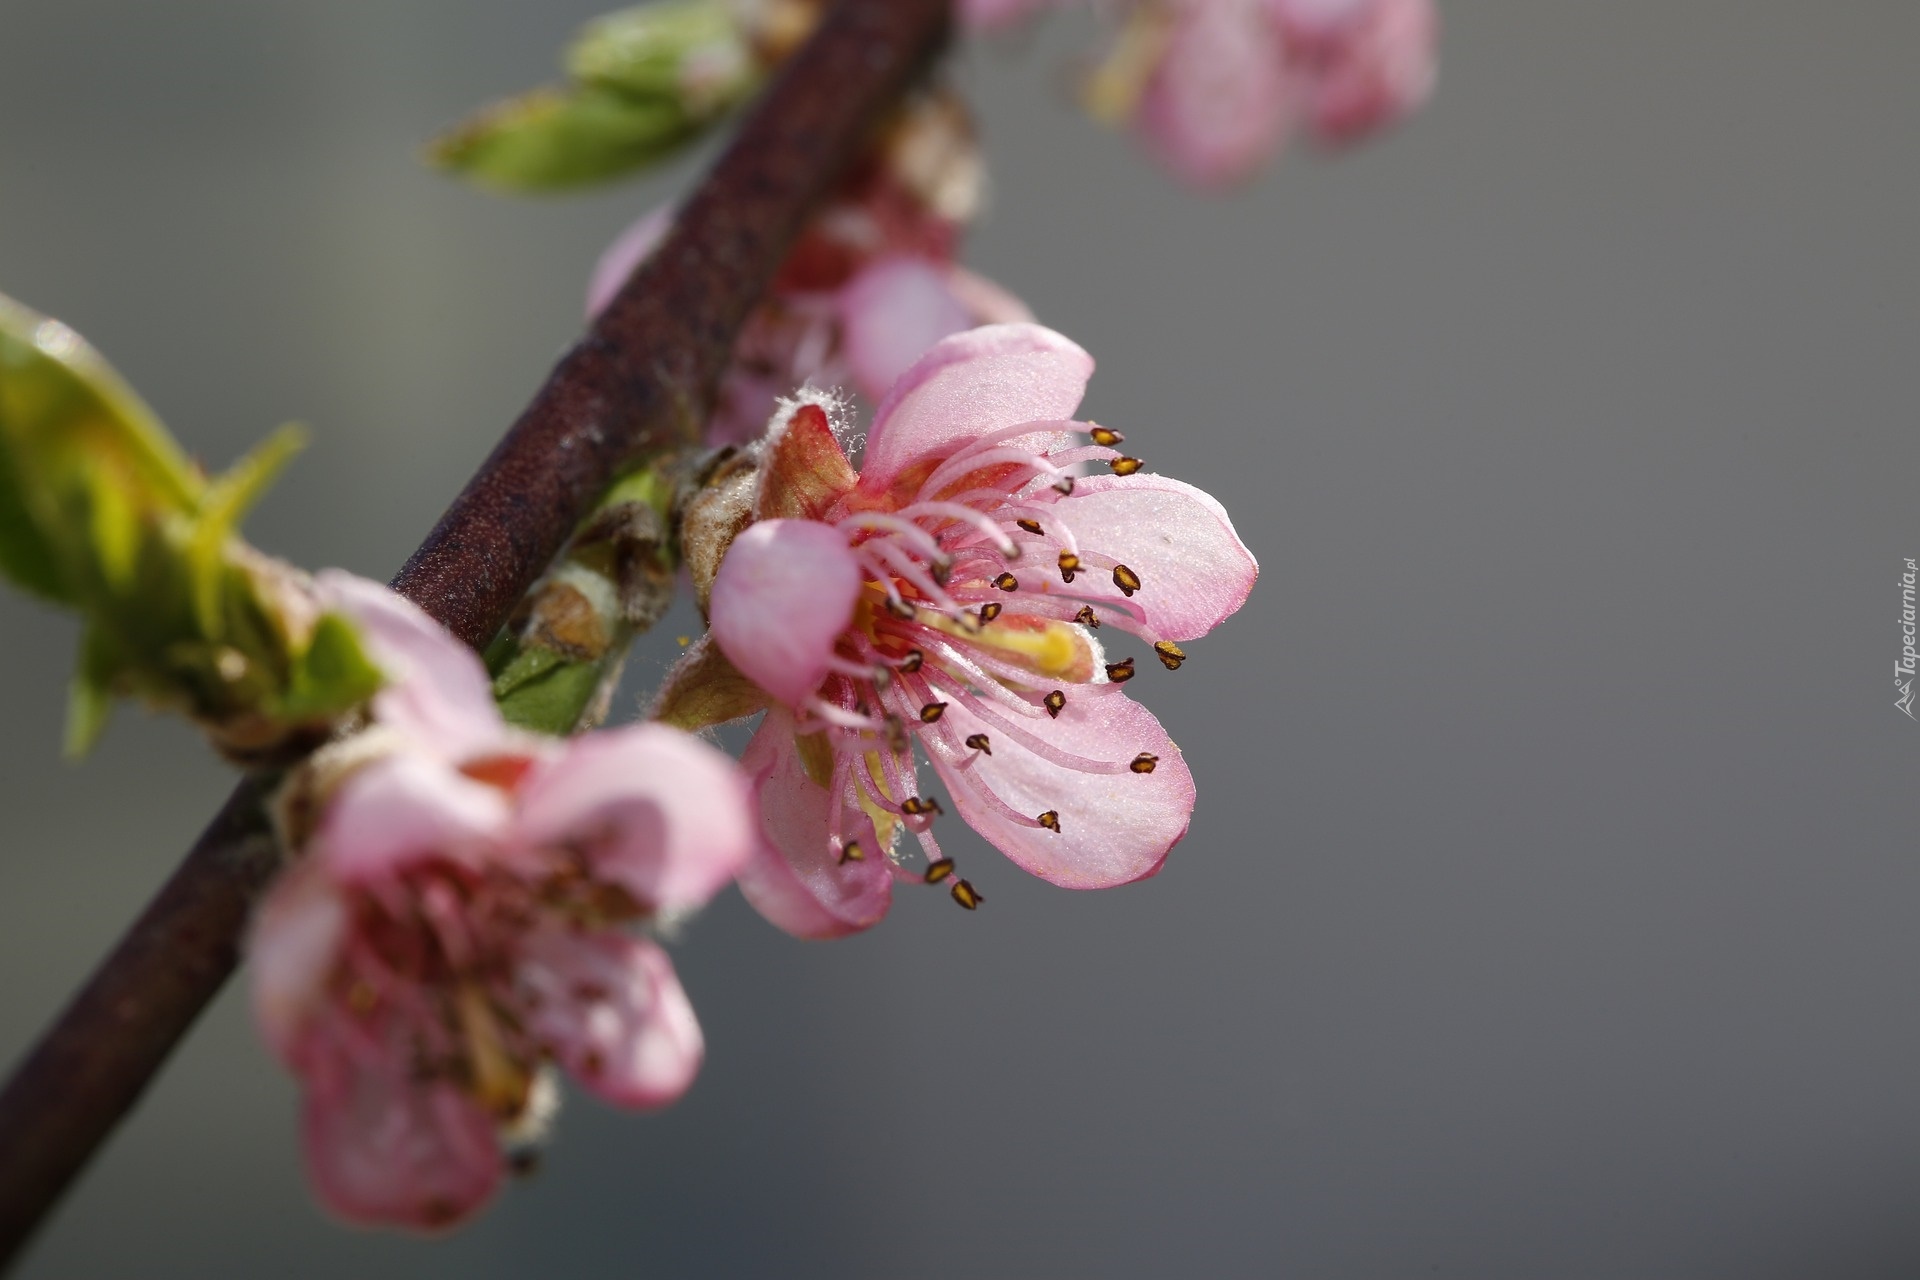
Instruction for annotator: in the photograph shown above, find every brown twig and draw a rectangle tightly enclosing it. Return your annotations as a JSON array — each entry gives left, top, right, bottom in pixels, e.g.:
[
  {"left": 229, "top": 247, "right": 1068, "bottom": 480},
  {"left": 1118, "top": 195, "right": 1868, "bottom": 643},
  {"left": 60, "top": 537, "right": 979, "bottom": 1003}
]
[{"left": 0, "top": 0, "right": 951, "bottom": 1267}]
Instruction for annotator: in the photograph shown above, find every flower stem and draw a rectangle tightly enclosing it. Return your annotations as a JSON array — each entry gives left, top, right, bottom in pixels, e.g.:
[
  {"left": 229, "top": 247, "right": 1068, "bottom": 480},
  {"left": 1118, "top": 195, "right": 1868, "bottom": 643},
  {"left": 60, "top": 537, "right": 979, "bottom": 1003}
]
[{"left": 0, "top": 0, "right": 951, "bottom": 1267}]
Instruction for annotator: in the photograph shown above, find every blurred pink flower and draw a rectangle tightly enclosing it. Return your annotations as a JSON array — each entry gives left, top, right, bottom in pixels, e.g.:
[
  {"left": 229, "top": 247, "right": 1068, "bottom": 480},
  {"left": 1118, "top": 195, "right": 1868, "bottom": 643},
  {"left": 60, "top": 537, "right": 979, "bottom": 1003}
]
[
  {"left": 251, "top": 576, "right": 753, "bottom": 1229},
  {"left": 695, "top": 324, "right": 1256, "bottom": 936},
  {"left": 1093, "top": 0, "right": 1437, "bottom": 187},
  {"left": 587, "top": 102, "right": 1030, "bottom": 445}
]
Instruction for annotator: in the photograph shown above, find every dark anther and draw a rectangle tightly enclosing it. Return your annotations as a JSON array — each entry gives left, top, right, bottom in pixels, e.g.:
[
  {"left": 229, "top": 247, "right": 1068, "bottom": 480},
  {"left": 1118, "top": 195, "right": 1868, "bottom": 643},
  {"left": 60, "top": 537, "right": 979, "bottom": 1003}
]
[
  {"left": 965, "top": 733, "right": 992, "bottom": 754},
  {"left": 950, "top": 879, "right": 983, "bottom": 910},
  {"left": 920, "top": 701, "right": 948, "bottom": 724},
  {"left": 902, "top": 796, "right": 944, "bottom": 817},
  {"left": 898, "top": 649, "right": 925, "bottom": 673},
  {"left": 994, "top": 572, "right": 1019, "bottom": 592},
  {"left": 1090, "top": 425, "right": 1125, "bottom": 447},
  {"left": 1111, "top": 456, "right": 1144, "bottom": 476},
  {"left": 1037, "top": 810, "right": 1061, "bottom": 832},
  {"left": 1016, "top": 518, "right": 1044, "bottom": 535},
  {"left": 508, "top": 1149, "right": 543, "bottom": 1177},
  {"left": 924, "top": 858, "right": 956, "bottom": 884},
  {"left": 1106, "top": 658, "right": 1137, "bottom": 683},
  {"left": 1054, "top": 476, "right": 1075, "bottom": 496},
  {"left": 930, "top": 560, "right": 954, "bottom": 587},
  {"left": 978, "top": 602, "right": 1003, "bottom": 624},
  {"left": 1154, "top": 640, "right": 1187, "bottom": 670},
  {"left": 1058, "top": 551, "right": 1081, "bottom": 583},
  {"left": 884, "top": 596, "right": 917, "bottom": 620},
  {"left": 839, "top": 840, "right": 866, "bottom": 863},
  {"left": 1044, "top": 690, "right": 1066, "bottom": 718},
  {"left": 1112, "top": 564, "right": 1142, "bottom": 596},
  {"left": 1130, "top": 753, "right": 1159, "bottom": 774},
  {"left": 1074, "top": 604, "right": 1101, "bottom": 629}
]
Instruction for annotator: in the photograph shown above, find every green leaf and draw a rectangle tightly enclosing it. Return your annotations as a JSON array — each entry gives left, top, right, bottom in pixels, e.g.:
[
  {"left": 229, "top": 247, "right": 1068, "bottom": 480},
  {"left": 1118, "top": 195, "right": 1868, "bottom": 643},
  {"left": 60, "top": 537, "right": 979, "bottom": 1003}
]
[
  {"left": 63, "top": 624, "right": 120, "bottom": 758},
  {"left": 429, "top": 87, "right": 700, "bottom": 193},
  {"left": 494, "top": 652, "right": 611, "bottom": 736},
  {"left": 568, "top": 1, "right": 756, "bottom": 117},
  {"left": 187, "top": 422, "right": 307, "bottom": 639}
]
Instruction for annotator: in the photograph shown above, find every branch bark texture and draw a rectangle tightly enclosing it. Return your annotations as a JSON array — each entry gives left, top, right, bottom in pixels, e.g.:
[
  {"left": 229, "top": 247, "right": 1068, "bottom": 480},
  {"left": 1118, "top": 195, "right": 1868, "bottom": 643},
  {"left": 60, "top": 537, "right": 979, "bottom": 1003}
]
[{"left": 0, "top": 0, "right": 950, "bottom": 1267}]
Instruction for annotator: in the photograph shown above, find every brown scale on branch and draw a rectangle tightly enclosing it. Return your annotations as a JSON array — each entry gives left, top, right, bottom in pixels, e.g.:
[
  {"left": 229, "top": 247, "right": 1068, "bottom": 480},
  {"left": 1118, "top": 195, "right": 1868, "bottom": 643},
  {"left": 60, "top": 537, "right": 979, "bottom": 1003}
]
[{"left": 0, "top": 2, "right": 955, "bottom": 1266}]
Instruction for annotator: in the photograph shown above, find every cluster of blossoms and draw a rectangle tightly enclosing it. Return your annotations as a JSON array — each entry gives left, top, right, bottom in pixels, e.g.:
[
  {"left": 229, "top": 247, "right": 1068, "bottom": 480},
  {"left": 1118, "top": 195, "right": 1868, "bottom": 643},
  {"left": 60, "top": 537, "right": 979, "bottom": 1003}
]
[
  {"left": 588, "top": 91, "right": 1030, "bottom": 445},
  {"left": 249, "top": 325, "right": 1255, "bottom": 1224},
  {"left": 659, "top": 323, "right": 1257, "bottom": 934},
  {"left": 967, "top": 0, "right": 1437, "bottom": 187},
  {"left": 250, "top": 573, "right": 752, "bottom": 1227}
]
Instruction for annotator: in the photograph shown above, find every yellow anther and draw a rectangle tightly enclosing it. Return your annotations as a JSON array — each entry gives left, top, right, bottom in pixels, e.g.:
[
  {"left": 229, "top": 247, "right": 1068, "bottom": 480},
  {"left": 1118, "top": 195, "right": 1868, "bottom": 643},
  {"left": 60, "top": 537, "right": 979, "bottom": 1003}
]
[
  {"left": 1044, "top": 689, "right": 1066, "bottom": 718},
  {"left": 1074, "top": 605, "right": 1101, "bottom": 629},
  {"left": 994, "top": 572, "right": 1019, "bottom": 592},
  {"left": 1112, "top": 564, "right": 1141, "bottom": 596},
  {"left": 839, "top": 840, "right": 866, "bottom": 863},
  {"left": 1090, "top": 425, "right": 1125, "bottom": 447},
  {"left": 965, "top": 733, "right": 991, "bottom": 754},
  {"left": 1058, "top": 551, "right": 1081, "bottom": 583},
  {"left": 920, "top": 701, "right": 948, "bottom": 724},
  {"left": 1016, "top": 518, "right": 1044, "bottom": 535},
  {"left": 924, "top": 858, "right": 956, "bottom": 884},
  {"left": 978, "top": 602, "right": 1003, "bottom": 624},
  {"left": 1037, "top": 810, "right": 1061, "bottom": 832},
  {"left": 1130, "top": 753, "right": 1159, "bottom": 774},
  {"left": 950, "top": 879, "right": 983, "bottom": 910},
  {"left": 1154, "top": 640, "right": 1187, "bottom": 670},
  {"left": 1111, "top": 456, "right": 1144, "bottom": 476},
  {"left": 1106, "top": 658, "right": 1136, "bottom": 683}
]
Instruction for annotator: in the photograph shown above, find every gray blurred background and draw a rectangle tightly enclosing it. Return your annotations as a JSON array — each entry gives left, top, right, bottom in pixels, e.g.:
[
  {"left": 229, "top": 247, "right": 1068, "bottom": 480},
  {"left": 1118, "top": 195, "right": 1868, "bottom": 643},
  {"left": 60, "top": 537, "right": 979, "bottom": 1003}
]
[{"left": 3, "top": 2, "right": 1918, "bottom": 1276}]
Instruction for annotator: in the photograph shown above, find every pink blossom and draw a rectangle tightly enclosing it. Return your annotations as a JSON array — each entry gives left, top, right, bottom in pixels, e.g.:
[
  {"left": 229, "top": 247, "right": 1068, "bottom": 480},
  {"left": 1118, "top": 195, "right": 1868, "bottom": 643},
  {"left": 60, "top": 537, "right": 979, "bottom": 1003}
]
[
  {"left": 1111, "top": 0, "right": 1437, "bottom": 187},
  {"left": 250, "top": 577, "right": 752, "bottom": 1229},
  {"left": 587, "top": 107, "right": 1031, "bottom": 445},
  {"left": 688, "top": 324, "right": 1256, "bottom": 936}
]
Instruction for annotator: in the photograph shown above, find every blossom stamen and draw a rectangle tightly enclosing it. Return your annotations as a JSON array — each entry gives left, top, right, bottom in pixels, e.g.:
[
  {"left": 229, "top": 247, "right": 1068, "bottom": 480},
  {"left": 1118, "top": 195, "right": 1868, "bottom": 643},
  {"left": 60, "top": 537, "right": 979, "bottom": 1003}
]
[
  {"left": 1112, "top": 564, "right": 1142, "bottom": 596},
  {"left": 1131, "top": 753, "right": 1160, "bottom": 774},
  {"left": 1044, "top": 690, "right": 1066, "bottom": 717},
  {"left": 1037, "top": 810, "right": 1061, "bottom": 832},
  {"left": 1106, "top": 658, "right": 1137, "bottom": 683},
  {"left": 965, "top": 733, "right": 991, "bottom": 754},
  {"left": 950, "top": 880, "right": 982, "bottom": 910},
  {"left": 1154, "top": 641, "right": 1186, "bottom": 670},
  {"left": 924, "top": 858, "right": 956, "bottom": 884}
]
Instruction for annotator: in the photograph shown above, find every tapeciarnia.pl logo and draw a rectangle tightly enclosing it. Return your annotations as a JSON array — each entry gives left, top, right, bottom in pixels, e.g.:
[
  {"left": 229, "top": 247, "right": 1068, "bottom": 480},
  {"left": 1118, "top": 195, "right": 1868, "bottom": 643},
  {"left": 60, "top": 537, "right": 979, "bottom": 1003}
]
[{"left": 1899, "top": 558, "right": 1917, "bottom": 719}]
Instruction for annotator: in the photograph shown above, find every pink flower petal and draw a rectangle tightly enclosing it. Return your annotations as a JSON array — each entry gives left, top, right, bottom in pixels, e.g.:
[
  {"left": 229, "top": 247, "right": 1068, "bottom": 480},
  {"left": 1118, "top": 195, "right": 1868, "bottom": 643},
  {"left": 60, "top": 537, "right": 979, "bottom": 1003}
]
[
  {"left": 735, "top": 709, "right": 893, "bottom": 938},
  {"left": 586, "top": 205, "right": 675, "bottom": 319},
  {"left": 315, "top": 570, "right": 504, "bottom": 753},
  {"left": 931, "top": 688, "right": 1194, "bottom": 889},
  {"left": 513, "top": 724, "right": 754, "bottom": 914},
  {"left": 838, "top": 256, "right": 975, "bottom": 404},
  {"left": 248, "top": 862, "right": 348, "bottom": 1064},
  {"left": 302, "top": 1053, "right": 503, "bottom": 1230},
  {"left": 710, "top": 518, "right": 864, "bottom": 707},
  {"left": 311, "top": 752, "right": 511, "bottom": 882},
  {"left": 519, "top": 929, "right": 704, "bottom": 1109},
  {"left": 1138, "top": 0, "right": 1293, "bottom": 188},
  {"left": 859, "top": 323, "right": 1095, "bottom": 494},
  {"left": 1055, "top": 473, "right": 1259, "bottom": 641}
]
